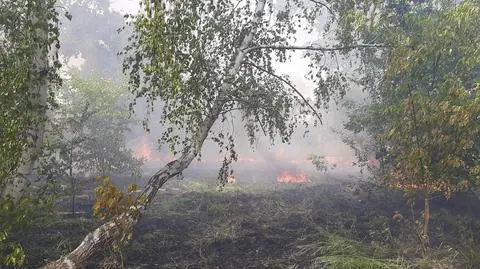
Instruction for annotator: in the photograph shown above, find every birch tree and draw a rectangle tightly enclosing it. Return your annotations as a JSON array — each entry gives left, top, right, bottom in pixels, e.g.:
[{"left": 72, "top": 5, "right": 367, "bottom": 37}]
[
  {"left": 1, "top": 0, "right": 63, "bottom": 266},
  {"left": 1, "top": 0, "right": 62, "bottom": 201},
  {"left": 44, "top": 0, "right": 385, "bottom": 267}
]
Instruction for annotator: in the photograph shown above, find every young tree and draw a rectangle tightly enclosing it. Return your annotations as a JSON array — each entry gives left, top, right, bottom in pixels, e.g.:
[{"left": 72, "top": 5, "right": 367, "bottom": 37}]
[
  {"left": 44, "top": 0, "right": 385, "bottom": 267},
  {"left": 53, "top": 75, "right": 143, "bottom": 217},
  {"left": 343, "top": 0, "right": 480, "bottom": 247}
]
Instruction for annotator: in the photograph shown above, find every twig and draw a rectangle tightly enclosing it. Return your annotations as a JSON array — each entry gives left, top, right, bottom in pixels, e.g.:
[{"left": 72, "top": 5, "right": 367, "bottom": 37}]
[
  {"left": 244, "top": 61, "right": 323, "bottom": 125},
  {"left": 309, "top": 0, "right": 334, "bottom": 16}
]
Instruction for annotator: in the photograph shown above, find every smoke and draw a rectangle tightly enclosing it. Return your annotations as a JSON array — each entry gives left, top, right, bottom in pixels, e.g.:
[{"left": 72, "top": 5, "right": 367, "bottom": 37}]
[
  {"left": 61, "top": 0, "right": 371, "bottom": 182},
  {"left": 125, "top": 77, "right": 366, "bottom": 183}
]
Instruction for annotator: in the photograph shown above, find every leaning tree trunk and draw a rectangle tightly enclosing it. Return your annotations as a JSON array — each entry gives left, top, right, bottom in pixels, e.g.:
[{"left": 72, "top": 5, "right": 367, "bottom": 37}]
[
  {"left": 43, "top": 1, "right": 267, "bottom": 268},
  {"left": 2, "top": 0, "right": 49, "bottom": 202}
]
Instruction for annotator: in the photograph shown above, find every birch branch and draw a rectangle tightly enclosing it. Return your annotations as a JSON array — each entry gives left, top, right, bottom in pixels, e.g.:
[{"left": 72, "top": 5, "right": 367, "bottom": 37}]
[
  {"left": 244, "top": 61, "right": 323, "bottom": 125},
  {"left": 243, "top": 43, "right": 387, "bottom": 54}
]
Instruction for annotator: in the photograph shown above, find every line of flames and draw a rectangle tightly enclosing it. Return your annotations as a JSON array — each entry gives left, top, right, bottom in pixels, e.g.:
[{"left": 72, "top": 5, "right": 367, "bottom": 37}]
[
  {"left": 134, "top": 136, "right": 349, "bottom": 185},
  {"left": 134, "top": 135, "right": 353, "bottom": 165},
  {"left": 277, "top": 171, "right": 309, "bottom": 183}
]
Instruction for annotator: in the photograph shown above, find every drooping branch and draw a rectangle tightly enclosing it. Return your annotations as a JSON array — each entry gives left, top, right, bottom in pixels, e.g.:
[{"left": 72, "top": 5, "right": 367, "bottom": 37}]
[
  {"left": 244, "top": 61, "right": 323, "bottom": 125},
  {"left": 43, "top": 1, "right": 268, "bottom": 268},
  {"left": 243, "top": 43, "right": 387, "bottom": 54},
  {"left": 229, "top": 98, "right": 285, "bottom": 119},
  {"left": 309, "top": 0, "right": 334, "bottom": 16},
  {"left": 227, "top": 98, "right": 283, "bottom": 137}
]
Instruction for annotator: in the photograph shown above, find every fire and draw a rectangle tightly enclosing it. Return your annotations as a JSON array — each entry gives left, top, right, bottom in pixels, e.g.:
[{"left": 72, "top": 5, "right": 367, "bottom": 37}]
[
  {"left": 135, "top": 140, "right": 152, "bottom": 160},
  {"left": 277, "top": 171, "right": 309, "bottom": 183},
  {"left": 134, "top": 136, "right": 161, "bottom": 162},
  {"left": 227, "top": 175, "right": 236, "bottom": 184}
]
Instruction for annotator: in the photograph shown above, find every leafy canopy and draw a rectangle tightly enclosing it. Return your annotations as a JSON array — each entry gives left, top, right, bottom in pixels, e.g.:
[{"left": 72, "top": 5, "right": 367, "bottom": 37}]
[
  {"left": 345, "top": 0, "right": 480, "bottom": 197},
  {"left": 122, "top": 0, "right": 370, "bottom": 183}
]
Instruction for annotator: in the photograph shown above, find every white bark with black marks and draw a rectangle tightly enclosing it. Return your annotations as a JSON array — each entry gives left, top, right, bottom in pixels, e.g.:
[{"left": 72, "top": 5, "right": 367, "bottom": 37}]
[{"left": 2, "top": 1, "right": 49, "bottom": 202}]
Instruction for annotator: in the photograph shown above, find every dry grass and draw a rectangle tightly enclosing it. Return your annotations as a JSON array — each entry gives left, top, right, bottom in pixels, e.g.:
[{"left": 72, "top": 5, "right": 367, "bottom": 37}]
[{"left": 20, "top": 177, "right": 480, "bottom": 268}]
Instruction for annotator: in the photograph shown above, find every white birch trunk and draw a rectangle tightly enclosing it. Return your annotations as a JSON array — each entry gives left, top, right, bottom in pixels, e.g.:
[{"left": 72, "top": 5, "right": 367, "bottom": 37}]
[
  {"left": 2, "top": 1, "right": 49, "bottom": 202},
  {"left": 43, "top": 1, "right": 267, "bottom": 267}
]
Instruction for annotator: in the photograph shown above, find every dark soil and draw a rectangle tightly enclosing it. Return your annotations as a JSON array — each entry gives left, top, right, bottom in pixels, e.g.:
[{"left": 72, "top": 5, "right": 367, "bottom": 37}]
[{"left": 22, "top": 178, "right": 480, "bottom": 269}]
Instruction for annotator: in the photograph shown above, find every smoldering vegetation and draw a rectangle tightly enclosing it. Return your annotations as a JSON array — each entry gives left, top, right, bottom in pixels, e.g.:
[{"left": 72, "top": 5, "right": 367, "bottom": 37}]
[{"left": 24, "top": 177, "right": 480, "bottom": 268}]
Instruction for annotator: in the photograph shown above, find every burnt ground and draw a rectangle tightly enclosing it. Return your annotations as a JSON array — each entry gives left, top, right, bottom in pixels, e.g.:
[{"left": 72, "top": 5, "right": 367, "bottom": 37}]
[{"left": 21, "top": 177, "right": 480, "bottom": 269}]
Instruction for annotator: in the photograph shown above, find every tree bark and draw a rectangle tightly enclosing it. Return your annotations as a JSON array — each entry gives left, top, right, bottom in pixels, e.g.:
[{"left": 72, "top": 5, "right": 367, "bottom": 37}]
[
  {"left": 43, "top": 1, "right": 267, "bottom": 268},
  {"left": 421, "top": 191, "right": 430, "bottom": 250},
  {"left": 2, "top": 0, "right": 49, "bottom": 202}
]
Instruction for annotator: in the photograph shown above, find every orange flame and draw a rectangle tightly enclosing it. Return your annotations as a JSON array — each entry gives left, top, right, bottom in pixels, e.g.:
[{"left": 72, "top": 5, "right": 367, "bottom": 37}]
[
  {"left": 277, "top": 171, "right": 309, "bottom": 183},
  {"left": 134, "top": 136, "right": 161, "bottom": 162}
]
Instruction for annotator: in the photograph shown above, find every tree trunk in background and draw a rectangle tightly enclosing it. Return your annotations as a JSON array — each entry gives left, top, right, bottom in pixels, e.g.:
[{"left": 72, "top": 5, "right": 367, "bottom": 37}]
[
  {"left": 70, "top": 145, "right": 76, "bottom": 218},
  {"left": 42, "top": 1, "right": 267, "bottom": 267},
  {"left": 421, "top": 192, "right": 430, "bottom": 249},
  {"left": 2, "top": 0, "right": 49, "bottom": 202},
  {"left": 71, "top": 178, "right": 76, "bottom": 218},
  {"left": 72, "top": 185, "right": 76, "bottom": 218}
]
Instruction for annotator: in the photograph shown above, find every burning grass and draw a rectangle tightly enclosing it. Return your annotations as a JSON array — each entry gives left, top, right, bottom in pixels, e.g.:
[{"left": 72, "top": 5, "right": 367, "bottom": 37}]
[{"left": 276, "top": 170, "right": 309, "bottom": 184}]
